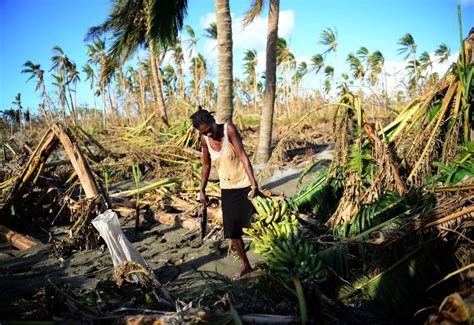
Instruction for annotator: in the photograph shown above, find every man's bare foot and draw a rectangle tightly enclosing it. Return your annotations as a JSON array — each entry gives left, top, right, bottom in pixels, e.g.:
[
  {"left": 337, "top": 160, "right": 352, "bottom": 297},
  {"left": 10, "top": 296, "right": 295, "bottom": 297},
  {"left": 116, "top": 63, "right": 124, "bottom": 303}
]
[{"left": 231, "top": 266, "right": 252, "bottom": 280}]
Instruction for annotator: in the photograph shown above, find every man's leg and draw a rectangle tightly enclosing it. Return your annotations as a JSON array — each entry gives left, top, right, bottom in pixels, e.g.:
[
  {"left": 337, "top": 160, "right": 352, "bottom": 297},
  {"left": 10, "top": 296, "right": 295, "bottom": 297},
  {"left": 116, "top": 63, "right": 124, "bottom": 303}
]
[{"left": 230, "top": 237, "right": 252, "bottom": 278}]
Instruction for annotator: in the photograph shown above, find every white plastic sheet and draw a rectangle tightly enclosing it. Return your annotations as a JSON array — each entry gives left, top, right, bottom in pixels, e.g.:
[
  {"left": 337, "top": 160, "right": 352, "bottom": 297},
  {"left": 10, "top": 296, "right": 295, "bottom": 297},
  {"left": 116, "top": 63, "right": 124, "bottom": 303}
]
[{"left": 92, "top": 209, "right": 157, "bottom": 283}]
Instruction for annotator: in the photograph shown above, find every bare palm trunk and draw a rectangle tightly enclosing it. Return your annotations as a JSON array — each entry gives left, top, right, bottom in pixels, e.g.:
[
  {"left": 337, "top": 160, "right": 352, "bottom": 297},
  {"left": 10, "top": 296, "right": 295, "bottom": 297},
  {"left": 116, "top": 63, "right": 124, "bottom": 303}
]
[
  {"left": 107, "top": 85, "right": 116, "bottom": 124},
  {"left": 148, "top": 41, "right": 169, "bottom": 126},
  {"left": 283, "top": 64, "right": 290, "bottom": 117},
  {"left": 256, "top": 0, "right": 279, "bottom": 164},
  {"left": 67, "top": 85, "right": 77, "bottom": 125},
  {"left": 120, "top": 72, "right": 132, "bottom": 123},
  {"left": 253, "top": 70, "right": 258, "bottom": 114},
  {"left": 137, "top": 57, "right": 147, "bottom": 119},
  {"left": 178, "top": 67, "right": 185, "bottom": 102},
  {"left": 100, "top": 83, "right": 107, "bottom": 129},
  {"left": 413, "top": 51, "right": 418, "bottom": 94},
  {"left": 215, "top": 0, "right": 234, "bottom": 123}
]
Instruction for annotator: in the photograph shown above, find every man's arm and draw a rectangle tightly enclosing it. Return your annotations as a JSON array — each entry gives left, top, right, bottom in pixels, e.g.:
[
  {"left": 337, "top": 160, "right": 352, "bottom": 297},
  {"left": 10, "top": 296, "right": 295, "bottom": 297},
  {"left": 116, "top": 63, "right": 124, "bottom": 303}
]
[
  {"left": 200, "top": 136, "right": 211, "bottom": 203},
  {"left": 227, "top": 123, "right": 258, "bottom": 196}
]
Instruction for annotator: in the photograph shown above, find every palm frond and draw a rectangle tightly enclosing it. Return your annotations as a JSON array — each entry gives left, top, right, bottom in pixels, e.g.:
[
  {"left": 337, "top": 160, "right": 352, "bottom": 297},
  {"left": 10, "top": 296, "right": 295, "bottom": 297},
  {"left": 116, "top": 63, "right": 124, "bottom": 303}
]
[
  {"left": 149, "top": 0, "right": 188, "bottom": 46},
  {"left": 242, "top": 0, "right": 266, "bottom": 27},
  {"left": 337, "top": 241, "right": 459, "bottom": 314}
]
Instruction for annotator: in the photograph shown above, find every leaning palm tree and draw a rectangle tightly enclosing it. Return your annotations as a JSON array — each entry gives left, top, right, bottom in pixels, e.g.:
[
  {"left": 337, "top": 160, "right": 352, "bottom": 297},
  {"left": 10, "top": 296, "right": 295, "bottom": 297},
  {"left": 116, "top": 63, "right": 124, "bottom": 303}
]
[
  {"left": 346, "top": 53, "right": 365, "bottom": 81},
  {"left": 310, "top": 53, "right": 324, "bottom": 74},
  {"left": 319, "top": 27, "right": 338, "bottom": 88},
  {"left": 435, "top": 43, "right": 451, "bottom": 63},
  {"left": 419, "top": 51, "right": 433, "bottom": 81},
  {"left": 398, "top": 33, "right": 418, "bottom": 92},
  {"left": 86, "top": 0, "right": 188, "bottom": 127},
  {"left": 243, "top": 0, "right": 280, "bottom": 164},
  {"left": 82, "top": 63, "right": 98, "bottom": 111},
  {"left": 214, "top": 0, "right": 234, "bottom": 123},
  {"left": 405, "top": 58, "right": 421, "bottom": 94},
  {"left": 21, "top": 61, "right": 52, "bottom": 119},
  {"left": 243, "top": 49, "right": 259, "bottom": 113},
  {"left": 295, "top": 61, "right": 308, "bottom": 93}
]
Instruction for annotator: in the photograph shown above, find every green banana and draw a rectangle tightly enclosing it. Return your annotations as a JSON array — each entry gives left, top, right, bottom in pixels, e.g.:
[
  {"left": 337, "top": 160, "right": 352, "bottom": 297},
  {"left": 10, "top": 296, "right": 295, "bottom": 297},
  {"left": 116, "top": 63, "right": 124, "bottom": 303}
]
[{"left": 280, "top": 199, "right": 288, "bottom": 217}]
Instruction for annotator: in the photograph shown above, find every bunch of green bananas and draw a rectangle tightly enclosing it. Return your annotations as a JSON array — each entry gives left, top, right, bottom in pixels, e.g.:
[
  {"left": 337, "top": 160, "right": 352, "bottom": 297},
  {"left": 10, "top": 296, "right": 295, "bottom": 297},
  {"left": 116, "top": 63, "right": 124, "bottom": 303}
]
[
  {"left": 250, "top": 195, "right": 290, "bottom": 225},
  {"left": 244, "top": 196, "right": 326, "bottom": 284}
]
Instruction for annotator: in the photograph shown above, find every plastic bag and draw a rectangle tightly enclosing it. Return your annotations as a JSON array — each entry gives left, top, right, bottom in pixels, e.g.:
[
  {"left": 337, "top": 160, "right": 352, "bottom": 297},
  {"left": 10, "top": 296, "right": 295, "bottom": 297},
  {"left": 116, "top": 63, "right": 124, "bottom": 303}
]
[{"left": 92, "top": 209, "right": 157, "bottom": 283}]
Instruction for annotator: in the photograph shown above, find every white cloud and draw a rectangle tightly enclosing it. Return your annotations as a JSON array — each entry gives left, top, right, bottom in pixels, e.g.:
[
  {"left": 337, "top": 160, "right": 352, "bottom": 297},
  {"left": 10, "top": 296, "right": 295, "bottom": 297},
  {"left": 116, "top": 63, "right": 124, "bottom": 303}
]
[
  {"left": 199, "top": 10, "right": 295, "bottom": 79},
  {"left": 233, "top": 10, "right": 294, "bottom": 50},
  {"left": 199, "top": 10, "right": 295, "bottom": 54}
]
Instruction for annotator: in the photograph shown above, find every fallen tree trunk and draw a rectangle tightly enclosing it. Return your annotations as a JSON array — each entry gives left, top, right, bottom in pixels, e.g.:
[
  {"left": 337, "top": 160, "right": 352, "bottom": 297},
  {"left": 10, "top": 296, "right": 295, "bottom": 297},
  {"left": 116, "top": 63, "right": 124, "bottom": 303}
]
[
  {"left": 51, "top": 124, "right": 105, "bottom": 209},
  {"left": 0, "top": 129, "right": 58, "bottom": 215},
  {"left": 153, "top": 212, "right": 200, "bottom": 229},
  {"left": 0, "top": 225, "right": 39, "bottom": 250}
]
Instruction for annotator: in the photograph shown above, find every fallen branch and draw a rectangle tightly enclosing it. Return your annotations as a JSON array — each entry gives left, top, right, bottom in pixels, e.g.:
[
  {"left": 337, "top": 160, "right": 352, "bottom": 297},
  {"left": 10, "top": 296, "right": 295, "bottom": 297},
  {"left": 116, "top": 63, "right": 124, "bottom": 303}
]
[
  {"left": 109, "top": 178, "right": 179, "bottom": 199},
  {"left": 0, "top": 225, "right": 39, "bottom": 250},
  {"left": 424, "top": 205, "right": 474, "bottom": 229}
]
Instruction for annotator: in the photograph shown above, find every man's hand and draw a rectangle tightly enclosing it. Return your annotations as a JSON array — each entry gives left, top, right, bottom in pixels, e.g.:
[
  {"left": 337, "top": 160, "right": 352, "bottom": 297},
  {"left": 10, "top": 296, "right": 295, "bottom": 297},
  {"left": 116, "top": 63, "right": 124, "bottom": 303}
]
[
  {"left": 248, "top": 186, "right": 258, "bottom": 199},
  {"left": 199, "top": 189, "right": 207, "bottom": 205}
]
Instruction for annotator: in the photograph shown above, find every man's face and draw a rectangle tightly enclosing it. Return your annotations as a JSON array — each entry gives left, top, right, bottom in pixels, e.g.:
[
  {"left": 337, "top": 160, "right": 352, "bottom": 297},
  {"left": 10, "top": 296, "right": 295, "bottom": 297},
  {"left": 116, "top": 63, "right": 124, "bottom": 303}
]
[{"left": 197, "top": 123, "right": 213, "bottom": 136}]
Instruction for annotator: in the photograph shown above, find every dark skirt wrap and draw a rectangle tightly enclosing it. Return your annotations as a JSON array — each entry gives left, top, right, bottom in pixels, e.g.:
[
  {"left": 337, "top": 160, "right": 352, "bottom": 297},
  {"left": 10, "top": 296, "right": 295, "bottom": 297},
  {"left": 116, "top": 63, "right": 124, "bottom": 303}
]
[{"left": 221, "top": 186, "right": 255, "bottom": 238}]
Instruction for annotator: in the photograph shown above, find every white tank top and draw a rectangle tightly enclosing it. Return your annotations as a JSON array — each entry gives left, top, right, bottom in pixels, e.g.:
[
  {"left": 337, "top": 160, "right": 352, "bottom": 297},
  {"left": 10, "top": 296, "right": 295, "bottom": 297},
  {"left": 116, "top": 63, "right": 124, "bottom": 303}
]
[{"left": 204, "top": 123, "right": 251, "bottom": 189}]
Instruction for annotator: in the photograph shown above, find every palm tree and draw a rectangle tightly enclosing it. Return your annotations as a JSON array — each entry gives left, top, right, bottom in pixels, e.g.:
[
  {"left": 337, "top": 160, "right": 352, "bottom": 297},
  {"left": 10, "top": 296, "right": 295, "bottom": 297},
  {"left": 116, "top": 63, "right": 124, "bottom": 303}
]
[
  {"left": 162, "top": 64, "right": 177, "bottom": 100},
  {"left": 52, "top": 73, "right": 67, "bottom": 120},
  {"left": 1, "top": 108, "right": 16, "bottom": 136},
  {"left": 172, "top": 43, "right": 186, "bottom": 101},
  {"left": 68, "top": 62, "right": 80, "bottom": 122},
  {"left": 244, "top": 0, "right": 280, "bottom": 164},
  {"left": 405, "top": 58, "right": 421, "bottom": 94},
  {"left": 368, "top": 50, "right": 388, "bottom": 101},
  {"left": 11, "top": 93, "right": 22, "bottom": 131},
  {"left": 292, "top": 61, "right": 308, "bottom": 106},
  {"left": 310, "top": 53, "right": 324, "bottom": 74},
  {"left": 356, "top": 46, "right": 370, "bottom": 67},
  {"left": 243, "top": 49, "right": 259, "bottom": 113},
  {"left": 184, "top": 25, "right": 200, "bottom": 106},
  {"left": 82, "top": 63, "right": 98, "bottom": 111},
  {"left": 203, "top": 79, "right": 216, "bottom": 108},
  {"left": 277, "top": 37, "right": 295, "bottom": 116},
  {"left": 214, "top": 0, "right": 234, "bottom": 123},
  {"left": 21, "top": 61, "right": 52, "bottom": 118},
  {"left": 189, "top": 53, "right": 207, "bottom": 101},
  {"left": 435, "top": 43, "right": 451, "bottom": 63},
  {"left": 295, "top": 61, "right": 308, "bottom": 92},
  {"left": 50, "top": 45, "right": 76, "bottom": 120},
  {"left": 86, "top": 39, "right": 108, "bottom": 127},
  {"left": 319, "top": 27, "right": 338, "bottom": 88},
  {"left": 324, "top": 65, "right": 334, "bottom": 97},
  {"left": 398, "top": 33, "right": 418, "bottom": 91},
  {"left": 419, "top": 51, "right": 433, "bottom": 80},
  {"left": 86, "top": 0, "right": 186, "bottom": 127},
  {"left": 346, "top": 53, "right": 365, "bottom": 81}
]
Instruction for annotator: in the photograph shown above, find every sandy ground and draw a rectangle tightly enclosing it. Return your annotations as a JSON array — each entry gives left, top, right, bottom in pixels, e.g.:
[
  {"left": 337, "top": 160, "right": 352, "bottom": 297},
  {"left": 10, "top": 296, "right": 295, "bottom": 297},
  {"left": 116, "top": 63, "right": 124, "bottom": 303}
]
[{"left": 0, "top": 145, "right": 333, "bottom": 320}]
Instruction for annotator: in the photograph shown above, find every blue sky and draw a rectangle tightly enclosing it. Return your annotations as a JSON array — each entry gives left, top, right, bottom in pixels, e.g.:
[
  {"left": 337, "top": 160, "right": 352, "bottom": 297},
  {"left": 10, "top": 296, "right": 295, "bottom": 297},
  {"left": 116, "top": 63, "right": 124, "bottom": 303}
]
[{"left": 1, "top": 0, "right": 473, "bottom": 112}]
